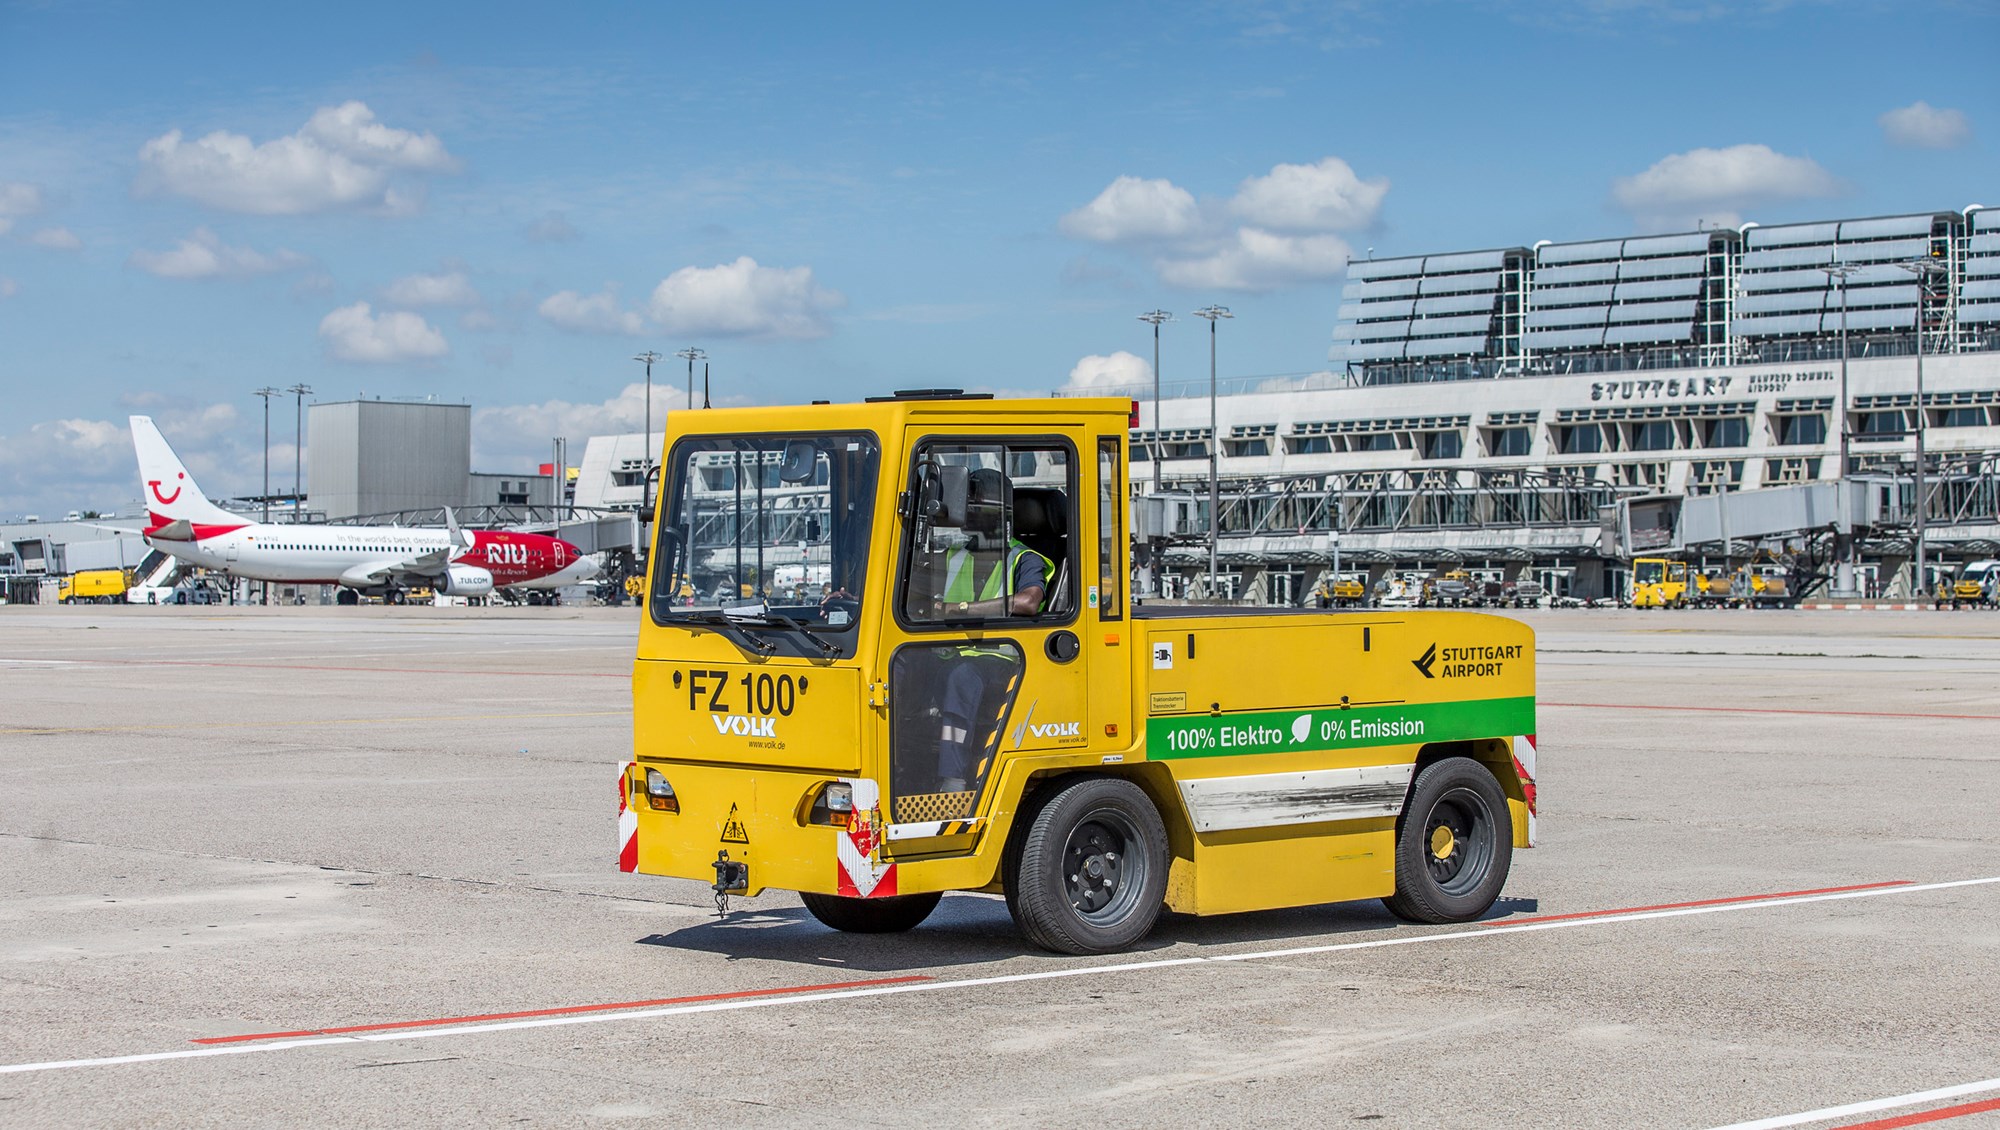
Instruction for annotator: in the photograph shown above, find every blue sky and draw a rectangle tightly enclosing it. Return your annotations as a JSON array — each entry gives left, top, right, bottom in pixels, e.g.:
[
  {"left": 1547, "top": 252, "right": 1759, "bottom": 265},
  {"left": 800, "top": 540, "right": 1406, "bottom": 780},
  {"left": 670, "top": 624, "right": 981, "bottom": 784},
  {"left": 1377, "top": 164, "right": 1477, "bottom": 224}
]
[{"left": 0, "top": 0, "right": 1993, "bottom": 515}]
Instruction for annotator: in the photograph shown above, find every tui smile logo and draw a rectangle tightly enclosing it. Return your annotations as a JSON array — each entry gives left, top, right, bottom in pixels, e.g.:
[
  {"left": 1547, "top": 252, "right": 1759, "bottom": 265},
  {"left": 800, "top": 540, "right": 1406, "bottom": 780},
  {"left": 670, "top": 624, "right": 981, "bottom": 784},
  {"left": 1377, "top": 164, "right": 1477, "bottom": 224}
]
[
  {"left": 1413, "top": 642, "right": 1438, "bottom": 679},
  {"left": 148, "top": 474, "right": 184, "bottom": 505}
]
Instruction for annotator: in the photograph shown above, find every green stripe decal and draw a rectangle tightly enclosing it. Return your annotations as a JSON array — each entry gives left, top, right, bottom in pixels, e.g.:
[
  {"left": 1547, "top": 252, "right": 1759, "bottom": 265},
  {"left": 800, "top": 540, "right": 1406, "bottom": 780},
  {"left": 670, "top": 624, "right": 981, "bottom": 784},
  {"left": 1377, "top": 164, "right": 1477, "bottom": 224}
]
[{"left": 1147, "top": 697, "right": 1535, "bottom": 760}]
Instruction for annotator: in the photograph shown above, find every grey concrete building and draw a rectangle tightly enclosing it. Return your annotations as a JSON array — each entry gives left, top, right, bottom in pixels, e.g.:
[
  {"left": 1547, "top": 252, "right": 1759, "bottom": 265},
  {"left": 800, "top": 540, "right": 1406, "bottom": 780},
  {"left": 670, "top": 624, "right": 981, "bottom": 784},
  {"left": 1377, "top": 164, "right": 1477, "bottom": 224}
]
[{"left": 307, "top": 399, "right": 475, "bottom": 519}]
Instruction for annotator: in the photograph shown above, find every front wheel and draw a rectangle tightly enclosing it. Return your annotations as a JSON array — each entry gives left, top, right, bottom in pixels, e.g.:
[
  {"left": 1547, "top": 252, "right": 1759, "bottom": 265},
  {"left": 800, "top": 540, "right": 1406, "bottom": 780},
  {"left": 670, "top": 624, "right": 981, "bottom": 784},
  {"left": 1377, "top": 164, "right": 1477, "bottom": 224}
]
[
  {"left": 1382, "top": 757, "right": 1513, "bottom": 924},
  {"left": 1009, "top": 776, "right": 1169, "bottom": 955},
  {"left": 799, "top": 891, "right": 941, "bottom": 933}
]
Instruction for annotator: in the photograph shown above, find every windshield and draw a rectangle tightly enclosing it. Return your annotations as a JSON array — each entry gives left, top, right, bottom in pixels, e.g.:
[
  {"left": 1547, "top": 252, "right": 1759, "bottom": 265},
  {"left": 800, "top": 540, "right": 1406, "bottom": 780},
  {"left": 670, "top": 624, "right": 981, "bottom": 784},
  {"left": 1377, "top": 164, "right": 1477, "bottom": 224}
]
[
  {"left": 650, "top": 433, "right": 879, "bottom": 647},
  {"left": 1633, "top": 560, "right": 1664, "bottom": 584}
]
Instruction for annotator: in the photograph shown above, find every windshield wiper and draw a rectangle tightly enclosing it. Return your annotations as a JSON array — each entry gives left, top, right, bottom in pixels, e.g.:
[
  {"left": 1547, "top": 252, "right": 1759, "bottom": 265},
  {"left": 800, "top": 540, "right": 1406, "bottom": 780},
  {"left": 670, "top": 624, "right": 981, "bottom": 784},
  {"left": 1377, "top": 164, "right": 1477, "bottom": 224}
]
[
  {"left": 674, "top": 609, "right": 777, "bottom": 655},
  {"left": 721, "top": 603, "right": 842, "bottom": 659}
]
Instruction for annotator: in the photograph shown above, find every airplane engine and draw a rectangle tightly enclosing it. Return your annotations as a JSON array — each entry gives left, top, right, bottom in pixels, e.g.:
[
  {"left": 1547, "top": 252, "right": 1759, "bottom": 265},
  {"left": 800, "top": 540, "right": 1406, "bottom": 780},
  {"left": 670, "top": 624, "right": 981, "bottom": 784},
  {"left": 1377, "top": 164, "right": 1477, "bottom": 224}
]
[{"left": 437, "top": 563, "right": 495, "bottom": 597}]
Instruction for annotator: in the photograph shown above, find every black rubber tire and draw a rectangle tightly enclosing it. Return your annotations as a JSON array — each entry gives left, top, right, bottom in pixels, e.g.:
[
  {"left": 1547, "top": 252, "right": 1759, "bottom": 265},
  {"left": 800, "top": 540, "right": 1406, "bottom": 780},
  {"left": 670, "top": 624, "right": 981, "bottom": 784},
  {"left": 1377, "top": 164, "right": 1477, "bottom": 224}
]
[
  {"left": 799, "top": 891, "right": 942, "bottom": 933},
  {"left": 1008, "top": 775, "right": 1168, "bottom": 955},
  {"left": 1382, "top": 756, "right": 1513, "bottom": 924}
]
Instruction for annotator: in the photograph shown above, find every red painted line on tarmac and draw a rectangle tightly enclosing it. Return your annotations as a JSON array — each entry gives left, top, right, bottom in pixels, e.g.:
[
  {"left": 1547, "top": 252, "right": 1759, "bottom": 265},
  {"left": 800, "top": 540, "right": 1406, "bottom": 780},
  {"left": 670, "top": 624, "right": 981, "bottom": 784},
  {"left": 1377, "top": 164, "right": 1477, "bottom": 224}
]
[
  {"left": 1830, "top": 1097, "right": 2000, "bottom": 1129},
  {"left": 189, "top": 975, "right": 934, "bottom": 1045},
  {"left": 1492, "top": 881, "right": 1914, "bottom": 927},
  {"left": 1546, "top": 701, "right": 2000, "bottom": 722},
  {"left": 79, "top": 657, "right": 624, "bottom": 679}
]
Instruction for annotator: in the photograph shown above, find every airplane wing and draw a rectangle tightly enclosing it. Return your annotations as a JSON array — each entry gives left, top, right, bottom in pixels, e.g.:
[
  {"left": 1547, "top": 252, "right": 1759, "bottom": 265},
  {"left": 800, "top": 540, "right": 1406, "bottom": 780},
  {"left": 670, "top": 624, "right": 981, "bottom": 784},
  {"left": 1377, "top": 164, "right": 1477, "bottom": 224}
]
[{"left": 339, "top": 546, "right": 454, "bottom": 588}]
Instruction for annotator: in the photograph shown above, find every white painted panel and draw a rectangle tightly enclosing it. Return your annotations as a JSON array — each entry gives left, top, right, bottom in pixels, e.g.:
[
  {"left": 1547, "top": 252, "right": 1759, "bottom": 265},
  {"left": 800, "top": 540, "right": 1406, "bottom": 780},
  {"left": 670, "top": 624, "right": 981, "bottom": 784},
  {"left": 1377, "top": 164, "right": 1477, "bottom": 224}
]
[{"left": 1177, "top": 764, "right": 1414, "bottom": 833}]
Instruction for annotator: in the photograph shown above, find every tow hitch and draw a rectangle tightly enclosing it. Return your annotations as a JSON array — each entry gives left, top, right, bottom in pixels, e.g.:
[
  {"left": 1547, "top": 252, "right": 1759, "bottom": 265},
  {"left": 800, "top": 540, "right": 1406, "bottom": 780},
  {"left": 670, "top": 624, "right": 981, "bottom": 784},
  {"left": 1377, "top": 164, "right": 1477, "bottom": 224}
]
[{"left": 711, "top": 850, "right": 749, "bottom": 915}]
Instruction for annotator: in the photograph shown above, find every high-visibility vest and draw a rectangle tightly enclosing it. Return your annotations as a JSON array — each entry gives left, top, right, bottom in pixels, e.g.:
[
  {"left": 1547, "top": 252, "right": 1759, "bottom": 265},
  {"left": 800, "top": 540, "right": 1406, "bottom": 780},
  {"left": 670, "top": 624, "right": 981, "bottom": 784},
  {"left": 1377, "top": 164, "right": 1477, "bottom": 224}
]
[{"left": 942, "top": 540, "right": 1050, "bottom": 610}]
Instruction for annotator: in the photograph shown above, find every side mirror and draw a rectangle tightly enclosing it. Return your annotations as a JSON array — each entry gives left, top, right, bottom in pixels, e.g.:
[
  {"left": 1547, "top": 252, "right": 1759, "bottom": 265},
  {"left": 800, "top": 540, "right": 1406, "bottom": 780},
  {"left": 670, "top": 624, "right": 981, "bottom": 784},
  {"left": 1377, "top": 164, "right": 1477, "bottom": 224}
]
[
  {"left": 930, "top": 465, "right": 969, "bottom": 527},
  {"left": 778, "top": 440, "right": 818, "bottom": 484}
]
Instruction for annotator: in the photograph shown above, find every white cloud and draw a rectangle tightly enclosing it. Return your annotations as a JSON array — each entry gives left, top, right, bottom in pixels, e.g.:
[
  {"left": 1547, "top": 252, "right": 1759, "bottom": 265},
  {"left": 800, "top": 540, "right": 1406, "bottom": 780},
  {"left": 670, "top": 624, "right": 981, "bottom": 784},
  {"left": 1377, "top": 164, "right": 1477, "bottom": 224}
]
[
  {"left": 1612, "top": 143, "right": 1840, "bottom": 230},
  {"left": 136, "top": 101, "right": 458, "bottom": 215},
  {"left": 0, "top": 181, "right": 43, "bottom": 236},
  {"left": 1061, "top": 156, "right": 1382, "bottom": 292},
  {"left": 647, "top": 257, "right": 844, "bottom": 340},
  {"left": 300, "top": 101, "right": 457, "bottom": 171},
  {"left": 475, "top": 382, "right": 651, "bottom": 460},
  {"left": 129, "top": 227, "right": 307, "bottom": 279},
  {"left": 1061, "top": 176, "right": 1201, "bottom": 243},
  {"left": 1229, "top": 157, "right": 1387, "bottom": 233},
  {"left": 523, "top": 211, "right": 580, "bottom": 242},
  {"left": 383, "top": 270, "right": 480, "bottom": 307},
  {"left": 538, "top": 287, "right": 646, "bottom": 336},
  {"left": 1063, "top": 351, "right": 1152, "bottom": 395},
  {"left": 1879, "top": 101, "right": 1972, "bottom": 150},
  {"left": 1160, "top": 228, "right": 1353, "bottom": 291},
  {"left": 460, "top": 309, "right": 498, "bottom": 332},
  {"left": 471, "top": 383, "right": 752, "bottom": 471},
  {"left": 28, "top": 226, "right": 80, "bottom": 250},
  {"left": 0, "top": 402, "right": 250, "bottom": 517},
  {"left": 318, "top": 301, "right": 448, "bottom": 363},
  {"left": 0, "top": 181, "right": 41, "bottom": 216}
]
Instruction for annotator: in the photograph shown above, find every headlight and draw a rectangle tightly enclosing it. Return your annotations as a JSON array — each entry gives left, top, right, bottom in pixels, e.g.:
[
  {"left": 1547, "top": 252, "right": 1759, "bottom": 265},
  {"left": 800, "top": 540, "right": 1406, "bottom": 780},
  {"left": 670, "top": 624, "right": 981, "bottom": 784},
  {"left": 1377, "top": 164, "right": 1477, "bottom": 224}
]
[
  {"left": 644, "top": 768, "right": 679, "bottom": 813},
  {"left": 823, "top": 782, "right": 854, "bottom": 813}
]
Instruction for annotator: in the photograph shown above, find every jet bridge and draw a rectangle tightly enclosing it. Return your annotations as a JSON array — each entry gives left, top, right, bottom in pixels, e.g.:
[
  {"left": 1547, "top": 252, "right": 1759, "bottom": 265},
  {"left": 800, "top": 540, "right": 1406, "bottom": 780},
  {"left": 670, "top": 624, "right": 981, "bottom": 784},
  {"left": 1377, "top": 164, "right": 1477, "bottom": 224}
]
[{"left": 1608, "top": 480, "right": 1881, "bottom": 558}]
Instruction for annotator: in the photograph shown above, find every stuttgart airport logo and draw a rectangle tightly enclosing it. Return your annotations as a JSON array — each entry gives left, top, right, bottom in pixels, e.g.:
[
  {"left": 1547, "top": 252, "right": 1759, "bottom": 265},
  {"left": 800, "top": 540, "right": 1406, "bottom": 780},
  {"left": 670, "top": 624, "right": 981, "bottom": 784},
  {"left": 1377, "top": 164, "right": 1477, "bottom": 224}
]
[{"left": 1413, "top": 643, "right": 1438, "bottom": 679}]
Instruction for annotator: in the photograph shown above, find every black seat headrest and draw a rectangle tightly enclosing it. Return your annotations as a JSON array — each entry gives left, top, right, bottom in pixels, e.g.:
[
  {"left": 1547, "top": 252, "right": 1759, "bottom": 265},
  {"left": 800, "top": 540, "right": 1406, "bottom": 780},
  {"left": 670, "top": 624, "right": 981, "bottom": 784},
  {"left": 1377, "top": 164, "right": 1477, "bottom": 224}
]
[{"left": 1014, "top": 488, "right": 1067, "bottom": 538}]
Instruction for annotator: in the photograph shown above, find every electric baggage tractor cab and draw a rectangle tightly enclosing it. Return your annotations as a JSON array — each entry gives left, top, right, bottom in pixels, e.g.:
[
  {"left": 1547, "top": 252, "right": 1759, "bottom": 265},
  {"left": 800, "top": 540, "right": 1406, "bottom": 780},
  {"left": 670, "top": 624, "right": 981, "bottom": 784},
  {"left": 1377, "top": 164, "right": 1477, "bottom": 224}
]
[{"left": 621, "top": 392, "right": 1539, "bottom": 954}]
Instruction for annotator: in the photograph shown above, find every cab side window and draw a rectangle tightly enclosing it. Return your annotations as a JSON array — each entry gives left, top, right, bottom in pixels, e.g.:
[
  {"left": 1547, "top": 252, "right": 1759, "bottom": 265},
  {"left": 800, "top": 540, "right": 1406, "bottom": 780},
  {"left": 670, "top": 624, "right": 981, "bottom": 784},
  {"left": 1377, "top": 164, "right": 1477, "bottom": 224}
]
[{"left": 901, "top": 440, "right": 1074, "bottom": 625}]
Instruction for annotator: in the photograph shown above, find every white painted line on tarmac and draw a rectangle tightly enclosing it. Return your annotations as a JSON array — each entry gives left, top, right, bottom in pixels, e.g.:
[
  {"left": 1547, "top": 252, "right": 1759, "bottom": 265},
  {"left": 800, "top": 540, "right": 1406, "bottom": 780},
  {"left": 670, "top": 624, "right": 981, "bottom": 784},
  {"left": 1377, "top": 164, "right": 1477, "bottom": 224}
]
[
  {"left": 3, "top": 874, "right": 1995, "bottom": 1077},
  {"left": 1702, "top": 1074, "right": 2000, "bottom": 1129}
]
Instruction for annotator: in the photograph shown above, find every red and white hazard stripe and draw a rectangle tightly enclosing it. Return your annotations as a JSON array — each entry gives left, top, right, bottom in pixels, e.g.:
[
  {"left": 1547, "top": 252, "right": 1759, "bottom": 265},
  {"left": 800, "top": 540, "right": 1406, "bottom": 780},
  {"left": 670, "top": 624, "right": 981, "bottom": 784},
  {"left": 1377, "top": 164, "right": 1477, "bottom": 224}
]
[
  {"left": 617, "top": 761, "right": 639, "bottom": 873},
  {"left": 833, "top": 778, "right": 897, "bottom": 898},
  {"left": 1512, "top": 734, "right": 1538, "bottom": 847}
]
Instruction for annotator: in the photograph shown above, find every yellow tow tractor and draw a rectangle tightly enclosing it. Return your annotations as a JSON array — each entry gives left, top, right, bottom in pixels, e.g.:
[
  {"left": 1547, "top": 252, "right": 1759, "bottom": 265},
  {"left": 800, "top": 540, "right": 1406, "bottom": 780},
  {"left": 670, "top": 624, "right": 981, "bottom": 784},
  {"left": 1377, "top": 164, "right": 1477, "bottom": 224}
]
[
  {"left": 1629, "top": 557, "right": 1689, "bottom": 609},
  {"left": 619, "top": 392, "right": 1538, "bottom": 954},
  {"left": 1327, "top": 572, "right": 1368, "bottom": 608}
]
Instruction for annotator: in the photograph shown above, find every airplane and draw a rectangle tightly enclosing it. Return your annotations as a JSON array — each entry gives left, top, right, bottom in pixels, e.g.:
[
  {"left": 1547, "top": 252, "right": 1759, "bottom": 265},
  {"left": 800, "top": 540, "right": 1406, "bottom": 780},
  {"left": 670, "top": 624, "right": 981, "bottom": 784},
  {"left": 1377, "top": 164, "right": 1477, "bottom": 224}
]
[{"left": 130, "top": 414, "right": 602, "bottom": 603}]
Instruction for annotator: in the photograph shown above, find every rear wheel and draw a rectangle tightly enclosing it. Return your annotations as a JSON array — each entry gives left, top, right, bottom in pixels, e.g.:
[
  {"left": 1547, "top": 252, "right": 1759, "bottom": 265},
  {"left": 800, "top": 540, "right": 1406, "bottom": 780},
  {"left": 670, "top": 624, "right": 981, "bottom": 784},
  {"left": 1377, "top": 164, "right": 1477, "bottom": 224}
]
[
  {"left": 799, "top": 891, "right": 941, "bottom": 933},
  {"left": 1009, "top": 776, "right": 1168, "bottom": 955},
  {"left": 1382, "top": 757, "right": 1512, "bottom": 924}
]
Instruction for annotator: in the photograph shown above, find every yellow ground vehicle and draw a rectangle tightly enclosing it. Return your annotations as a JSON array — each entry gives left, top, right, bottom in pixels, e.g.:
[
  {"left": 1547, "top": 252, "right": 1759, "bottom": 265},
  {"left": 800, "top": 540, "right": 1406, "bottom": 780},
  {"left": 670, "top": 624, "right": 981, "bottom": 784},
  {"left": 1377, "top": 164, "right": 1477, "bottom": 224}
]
[
  {"left": 1629, "top": 558, "right": 1689, "bottom": 609},
  {"left": 1327, "top": 572, "right": 1367, "bottom": 607},
  {"left": 1935, "top": 560, "right": 1998, "bottom": 609},
  {"left": 58, "top": 568, "right": 132, "bottom": 604},
  {"left": 620, "top": 393, "right": 1538, "bottom": 954}
]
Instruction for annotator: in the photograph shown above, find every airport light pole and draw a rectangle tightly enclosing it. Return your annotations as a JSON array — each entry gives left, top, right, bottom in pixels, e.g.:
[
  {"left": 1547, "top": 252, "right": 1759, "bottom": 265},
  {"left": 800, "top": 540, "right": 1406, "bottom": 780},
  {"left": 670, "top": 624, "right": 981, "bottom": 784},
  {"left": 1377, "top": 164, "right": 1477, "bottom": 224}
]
[
  {"left": 1138, "top": 310, "right": 1172, "bottom": 491},
  {"left": 1817, "top": 264, "right": 1858, "bottom": 597},
  {"left": 254, "top": 386, "right": 279, "bottom": 606},
  {"left": 1193, "top": 305, "right": 1232, "bottom": 598},
  {"left": 1896, "top": 257, "right": 1948, "bottom": 597},
  {"left": 676, "top": 346, "right": 705, "bottom": 412},
  {"left": 633, "top": 351, "right": 661, "bottom": 523},
  {"left": 287, "top": 383, "right": 312, "bottom": 521}
]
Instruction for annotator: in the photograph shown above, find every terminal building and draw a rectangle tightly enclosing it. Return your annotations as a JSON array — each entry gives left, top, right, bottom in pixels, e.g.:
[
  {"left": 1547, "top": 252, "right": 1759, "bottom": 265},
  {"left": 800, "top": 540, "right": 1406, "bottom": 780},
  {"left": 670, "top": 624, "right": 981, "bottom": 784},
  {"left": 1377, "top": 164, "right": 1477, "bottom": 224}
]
[{"left": 1119, "top": 205, "right": 2000, "bottom": 601}]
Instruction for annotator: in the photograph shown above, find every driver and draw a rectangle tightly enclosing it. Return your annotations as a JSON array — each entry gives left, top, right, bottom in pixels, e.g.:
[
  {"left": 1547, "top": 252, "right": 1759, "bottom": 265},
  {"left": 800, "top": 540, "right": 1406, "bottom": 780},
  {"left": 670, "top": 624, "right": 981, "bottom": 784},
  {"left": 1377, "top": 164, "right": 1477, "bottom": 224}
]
[{"left": 932, "top": 468, "right": 1051, "bottom": 793}]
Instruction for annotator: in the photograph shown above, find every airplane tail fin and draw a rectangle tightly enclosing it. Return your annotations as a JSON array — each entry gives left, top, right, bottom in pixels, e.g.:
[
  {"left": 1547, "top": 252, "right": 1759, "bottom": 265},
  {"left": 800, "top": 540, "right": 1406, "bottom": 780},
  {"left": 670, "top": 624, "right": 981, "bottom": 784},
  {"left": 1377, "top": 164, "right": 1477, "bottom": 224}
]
[{"left": 130, "top": 416, "right": 248, "bottom": 534}]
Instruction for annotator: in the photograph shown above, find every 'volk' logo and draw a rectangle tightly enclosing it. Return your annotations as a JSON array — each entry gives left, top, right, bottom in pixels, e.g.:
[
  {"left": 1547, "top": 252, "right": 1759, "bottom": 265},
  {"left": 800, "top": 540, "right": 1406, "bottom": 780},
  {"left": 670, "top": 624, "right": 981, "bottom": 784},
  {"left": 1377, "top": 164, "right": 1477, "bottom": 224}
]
[
  {"left": 1413, "top": 643, "right": 1438, "bottom": 679},
  {"left": 713, "top": 715, "right": 776, "bottom": 737},
  {"left": 148, "top": 474, "right": 184, "bottom": 505},
  {"left": 1028, "top": 721, "right": 1081, "bottom": 739}
]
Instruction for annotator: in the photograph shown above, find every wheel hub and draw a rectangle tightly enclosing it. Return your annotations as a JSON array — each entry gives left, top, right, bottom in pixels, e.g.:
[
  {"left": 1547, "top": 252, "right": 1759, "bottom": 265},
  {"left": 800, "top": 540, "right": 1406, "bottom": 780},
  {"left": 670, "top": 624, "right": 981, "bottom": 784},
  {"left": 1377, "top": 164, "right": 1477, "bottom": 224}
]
[
  {"left": 1429, "top": 823, "right": 1457, "bottom": 862},
  {"left": 1065, "top": 823, "right": 1126, "bottom": 915}
]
